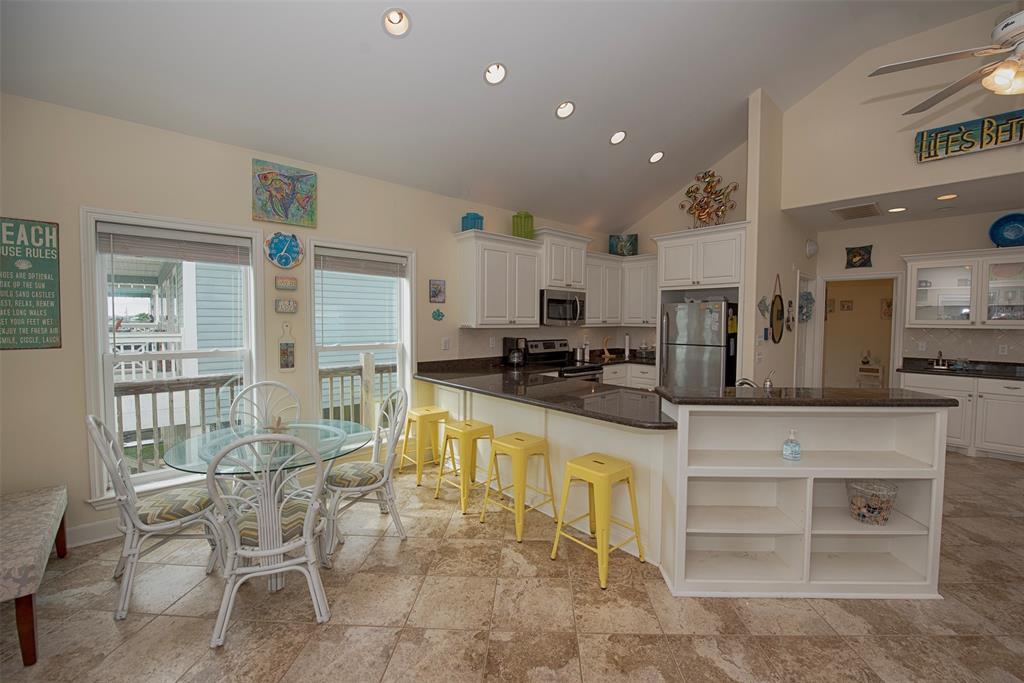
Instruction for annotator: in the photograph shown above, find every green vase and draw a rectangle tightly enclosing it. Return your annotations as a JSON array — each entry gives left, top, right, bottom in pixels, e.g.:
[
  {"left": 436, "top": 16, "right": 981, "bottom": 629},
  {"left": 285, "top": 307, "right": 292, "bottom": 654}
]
[{"left": 512, "top": 211, "right": 534, "bottom": 239}]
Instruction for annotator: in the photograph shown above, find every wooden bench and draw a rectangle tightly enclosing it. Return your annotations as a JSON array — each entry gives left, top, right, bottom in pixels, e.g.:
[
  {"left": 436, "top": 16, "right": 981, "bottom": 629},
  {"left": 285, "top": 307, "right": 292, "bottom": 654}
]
[{"left": 0, "top": 485, "right": 68, "bottom": 666}]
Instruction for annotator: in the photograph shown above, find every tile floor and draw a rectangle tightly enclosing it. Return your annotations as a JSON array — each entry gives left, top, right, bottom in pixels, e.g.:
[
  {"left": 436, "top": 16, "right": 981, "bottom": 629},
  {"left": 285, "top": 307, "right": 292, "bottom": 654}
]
[{"left": 3, "top": 451, "right": 1024, "bottom": 682}]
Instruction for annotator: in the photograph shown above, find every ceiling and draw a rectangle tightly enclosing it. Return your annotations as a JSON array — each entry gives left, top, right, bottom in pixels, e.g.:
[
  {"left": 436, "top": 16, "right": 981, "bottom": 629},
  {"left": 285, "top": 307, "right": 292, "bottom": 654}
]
[
  {"left": 0, "top": 1, "right": 1000, "bottom": 231},
  {"left": 787, "top": 172, "right": 1024, "bottom": 231}
]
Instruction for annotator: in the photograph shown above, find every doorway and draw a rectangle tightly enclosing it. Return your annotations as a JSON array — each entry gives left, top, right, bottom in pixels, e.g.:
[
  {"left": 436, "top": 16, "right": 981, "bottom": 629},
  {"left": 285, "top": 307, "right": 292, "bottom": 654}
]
[{"left": 821, "top": 278, "right": 896, "bottom": 388}]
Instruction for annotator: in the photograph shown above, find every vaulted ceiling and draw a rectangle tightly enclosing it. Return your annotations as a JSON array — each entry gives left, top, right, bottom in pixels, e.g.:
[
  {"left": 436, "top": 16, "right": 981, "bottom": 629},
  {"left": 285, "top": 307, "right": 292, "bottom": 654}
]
[{"left": 0, "top": 1, "right": 999, "bottom": 230}]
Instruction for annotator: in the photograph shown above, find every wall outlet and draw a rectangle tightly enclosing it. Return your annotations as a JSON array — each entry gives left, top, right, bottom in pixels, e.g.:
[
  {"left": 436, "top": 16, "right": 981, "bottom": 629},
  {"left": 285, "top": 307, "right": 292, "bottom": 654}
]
[
  {"left": 917, "top": 341, "right": 927, "bottom": 352},
  {"left": 488, "top": 336, "right": 495, "bottom": 349},
  {"left": 441, "top": 337, "right": 451, "bottom": 351},
  {"left": 998, "top": 344, "right": 1008, "bottom": 356},
  {"left": 755, "top": 350, "right": 764, "bottom": 364}
]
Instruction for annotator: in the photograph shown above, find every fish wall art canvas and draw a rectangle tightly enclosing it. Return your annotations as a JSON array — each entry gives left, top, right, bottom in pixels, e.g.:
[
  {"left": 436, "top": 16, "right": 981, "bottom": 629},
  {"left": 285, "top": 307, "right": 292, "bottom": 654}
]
[{"left": 252, "top": 159, "right": 317, "bottom": 228}]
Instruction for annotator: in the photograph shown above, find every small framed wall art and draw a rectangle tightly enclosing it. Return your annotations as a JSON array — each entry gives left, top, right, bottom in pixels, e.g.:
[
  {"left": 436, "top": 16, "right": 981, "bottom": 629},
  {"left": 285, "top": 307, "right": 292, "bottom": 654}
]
[
  {"left": 252, "top": 159, "right": 317, "bottom": 228},
  {"left": 275, "top": 276, "right": 298, "bottom": 290},
  {"left": 274, "top": 298, "right": 298, "bottom": 314},
  {"left": 429, "top": 279, "right": 446, "bottom": 304},
  {"left": 845, "top": 244, "right": 872, "bottom": 269}
]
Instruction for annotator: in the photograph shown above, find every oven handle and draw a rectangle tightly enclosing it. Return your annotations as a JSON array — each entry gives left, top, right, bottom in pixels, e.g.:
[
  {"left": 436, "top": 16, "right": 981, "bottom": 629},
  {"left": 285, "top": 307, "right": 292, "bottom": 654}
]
[{"left": 574, "top": 296, "right": 581, "bottom": 324}]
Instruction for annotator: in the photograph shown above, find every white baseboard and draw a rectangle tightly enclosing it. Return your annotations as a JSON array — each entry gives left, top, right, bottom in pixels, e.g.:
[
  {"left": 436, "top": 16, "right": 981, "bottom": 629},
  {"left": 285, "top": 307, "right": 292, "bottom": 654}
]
[{"left": 67, "top": 516, "right": 120, "bottom": 548}]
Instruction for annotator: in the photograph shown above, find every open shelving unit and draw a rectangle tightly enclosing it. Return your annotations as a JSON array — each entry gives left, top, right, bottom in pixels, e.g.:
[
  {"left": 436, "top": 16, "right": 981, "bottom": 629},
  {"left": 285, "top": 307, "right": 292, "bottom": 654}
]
[{"left": 666, "top": 406, "right": 946, "bottom": 598}]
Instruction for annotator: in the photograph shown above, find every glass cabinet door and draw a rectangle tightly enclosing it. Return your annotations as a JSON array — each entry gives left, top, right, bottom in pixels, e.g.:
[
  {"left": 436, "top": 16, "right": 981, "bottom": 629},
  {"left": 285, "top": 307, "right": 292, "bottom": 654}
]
[
  {"left": 981, "top": 258, "right": 1024, "bottom": 326},
  {"left": 911, "top": 262, "right": 974, "bottom": 325}
]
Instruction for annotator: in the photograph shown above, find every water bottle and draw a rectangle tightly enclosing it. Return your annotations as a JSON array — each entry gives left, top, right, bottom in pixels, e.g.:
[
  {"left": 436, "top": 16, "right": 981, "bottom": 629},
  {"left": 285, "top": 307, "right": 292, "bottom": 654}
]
[{"left": 782, "top": 429, "right": 801, "bottom": 462}]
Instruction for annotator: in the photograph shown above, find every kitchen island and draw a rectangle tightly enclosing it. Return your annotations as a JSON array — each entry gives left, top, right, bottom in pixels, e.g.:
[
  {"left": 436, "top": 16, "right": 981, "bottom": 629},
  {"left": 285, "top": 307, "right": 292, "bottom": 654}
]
[{"left": 416, "top": 363, "right": 957, "bottom": 599}]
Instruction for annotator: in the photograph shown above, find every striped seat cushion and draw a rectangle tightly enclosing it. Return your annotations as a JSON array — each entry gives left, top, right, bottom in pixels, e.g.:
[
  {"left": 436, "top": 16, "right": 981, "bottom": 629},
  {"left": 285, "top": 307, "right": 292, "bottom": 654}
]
[
  {"left": 136, "top": 485, "right": 212, "bottom": 525},
  {"left": 326, "top": 462, "right": 385, "bottom": 489},
  {"left": 238, "top": 499, "right": 311, "bottom": 546}
]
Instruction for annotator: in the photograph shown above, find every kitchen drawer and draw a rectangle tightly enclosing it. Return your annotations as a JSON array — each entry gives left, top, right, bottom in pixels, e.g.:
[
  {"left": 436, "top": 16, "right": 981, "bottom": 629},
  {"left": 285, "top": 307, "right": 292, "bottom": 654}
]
[
  {"left": 977, "top": 377, "right": 1024, "bottom": 398},
  {"left": 900, "top": 372, "right": 975, "bottom": 393},
  {"left": 628, "top": 364, "right": 656, "bottom": 381},
  {"left": 631, "top": 378, "right": 657, "bottom": 391},
  {"left": 603, "top": 365, "right": 627, "bottom": 380}
]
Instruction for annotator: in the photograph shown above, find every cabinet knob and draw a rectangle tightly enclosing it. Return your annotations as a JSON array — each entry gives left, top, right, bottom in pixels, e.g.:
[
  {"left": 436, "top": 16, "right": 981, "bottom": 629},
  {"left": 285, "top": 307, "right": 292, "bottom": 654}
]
[
  {"left": 978, "top": 394, "right": 984, "bottom": 398},
  {"left": 981, "top": 320, "right": 986, "bottom": 324}
]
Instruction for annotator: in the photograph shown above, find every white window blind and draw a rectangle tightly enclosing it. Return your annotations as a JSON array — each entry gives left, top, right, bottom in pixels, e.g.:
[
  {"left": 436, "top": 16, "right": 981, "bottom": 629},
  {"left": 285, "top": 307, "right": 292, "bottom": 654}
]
[
  {"left": 97, "top": 222, "right": 251, "bottom": 265},
  {"left": 314, "top": 248, "right": 408, "bottom": 278}
]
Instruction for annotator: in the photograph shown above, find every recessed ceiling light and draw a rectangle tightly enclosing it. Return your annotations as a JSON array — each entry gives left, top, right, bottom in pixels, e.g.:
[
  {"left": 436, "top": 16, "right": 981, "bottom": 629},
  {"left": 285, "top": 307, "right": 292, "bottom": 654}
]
[
  {"left": 484, "top": 63, "right": 506, "bottom": 85},
  {"left": 649, "top": 151, "right": 664, "bottom": 164},
  {"left": 936, "top": 193, "right": 958, "bottom": 201},
  {"left": 555, "top": 101, "right": 575, "bottom": 119},
  {"left": 383, "top": 8, "right": 410, "bottom": 37},
  {"left": 610, "top": 131, "right": 626, "bottom": 145},
  {"left": 887, "top": 207, "right": 907, "bottom": 213}
]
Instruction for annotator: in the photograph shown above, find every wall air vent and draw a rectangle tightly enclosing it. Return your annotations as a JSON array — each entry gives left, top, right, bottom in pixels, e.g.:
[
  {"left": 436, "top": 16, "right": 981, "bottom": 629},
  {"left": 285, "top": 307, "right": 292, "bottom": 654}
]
[{"left": 828, "top": 203, "right": 881, "bottom": 221}]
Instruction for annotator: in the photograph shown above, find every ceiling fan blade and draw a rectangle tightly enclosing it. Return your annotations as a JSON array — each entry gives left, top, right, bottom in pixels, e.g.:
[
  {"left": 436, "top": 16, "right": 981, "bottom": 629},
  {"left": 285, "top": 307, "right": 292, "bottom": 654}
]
[
  {"left": 902, "top": 62, "right": 998, "bottom": 115},
  {"left": 869, "top": 45, "right": 1010, "bottom": 77}
]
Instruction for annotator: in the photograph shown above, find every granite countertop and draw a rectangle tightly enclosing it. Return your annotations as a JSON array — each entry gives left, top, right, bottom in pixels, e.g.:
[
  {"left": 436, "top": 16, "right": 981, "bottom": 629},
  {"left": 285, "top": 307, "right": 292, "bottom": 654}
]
[
  {"left": 897, "top": 357, "right": 1024, "bottom": 381},
  {"left": 655, "top": 385, "right": 960, "bottom": 407},
  {"left": 414, "top": 368, "right": 676, "bottom": 430}
]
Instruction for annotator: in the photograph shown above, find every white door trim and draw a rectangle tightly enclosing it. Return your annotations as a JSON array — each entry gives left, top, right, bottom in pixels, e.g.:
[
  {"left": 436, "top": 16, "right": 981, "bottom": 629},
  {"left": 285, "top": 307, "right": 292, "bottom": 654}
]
[{"left": 813, "top": 271, "right": 904, "bottom": 389}]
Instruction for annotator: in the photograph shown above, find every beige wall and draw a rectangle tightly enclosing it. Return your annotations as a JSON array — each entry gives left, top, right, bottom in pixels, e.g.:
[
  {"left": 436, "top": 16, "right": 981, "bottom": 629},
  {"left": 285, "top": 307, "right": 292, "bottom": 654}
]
[
  {"left": 823, "top": 279, "right": 895, "bottom": 387},
  {"left": 815, "top": 209, "right": 1017, "bottom": 276},
  {"left": 748, "top": 90, "right": 818, "bottom": 383},
  {"left": 629, "top": 142, "right": 748, "bottom": 251},
  {"left": 815, "top": 209, "right": 1024, "bottom": 364},
  {"left": 0, "top": 94, "right": 613, "bottom": 532},
  {"left": 782, "top": 3, "right": 1024, "bottom": 209}
]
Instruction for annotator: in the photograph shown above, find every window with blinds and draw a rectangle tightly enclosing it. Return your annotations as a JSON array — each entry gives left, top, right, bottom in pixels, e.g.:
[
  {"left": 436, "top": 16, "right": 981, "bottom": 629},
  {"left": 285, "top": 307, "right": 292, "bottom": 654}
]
[
  {"left": 314, "top": 246, "right": 409, "bottom": 423},
  {"left": 95, "top": 222, "right": 255, "bottom": 483}
]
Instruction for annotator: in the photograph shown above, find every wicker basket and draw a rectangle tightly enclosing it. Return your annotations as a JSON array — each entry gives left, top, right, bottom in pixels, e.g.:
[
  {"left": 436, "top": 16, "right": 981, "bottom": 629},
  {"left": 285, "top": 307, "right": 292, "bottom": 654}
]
[{"left": 847, "top": 479, "right": 897, "bottom": 525}]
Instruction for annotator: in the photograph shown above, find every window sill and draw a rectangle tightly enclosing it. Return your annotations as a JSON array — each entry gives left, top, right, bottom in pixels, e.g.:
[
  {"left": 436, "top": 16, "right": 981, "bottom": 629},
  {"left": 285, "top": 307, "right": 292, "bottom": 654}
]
[{"left": 87, "top": 472, "right": 205, "bottom": 511}]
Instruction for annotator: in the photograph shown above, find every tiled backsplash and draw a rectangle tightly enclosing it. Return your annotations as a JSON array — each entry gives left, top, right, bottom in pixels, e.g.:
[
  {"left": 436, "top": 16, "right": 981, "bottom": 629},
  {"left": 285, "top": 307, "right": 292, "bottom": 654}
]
[
  {"left": 458, "top": 327, "right": 657, "bottom": 359},
  {"left": 902, "top": 328, "right": 1024, "bottom": 363}
]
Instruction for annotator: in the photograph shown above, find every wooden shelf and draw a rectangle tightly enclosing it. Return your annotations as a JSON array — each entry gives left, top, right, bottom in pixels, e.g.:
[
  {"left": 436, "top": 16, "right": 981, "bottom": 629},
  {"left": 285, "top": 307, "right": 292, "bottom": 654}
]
[
  {"left": 687, "top": 506, "right": 803, "bottom": 535},
  {"left": 685, "top": 550, "right": 801, "bottom": 582},
  {"left": 811, "top": 508, "right": 927, "bottom": 536},
  {"left": 688, "top": 450, "right": 934, "bottom": 477},
  {"left": 809, "top": 551, "right": 925, "bottom": 584}
]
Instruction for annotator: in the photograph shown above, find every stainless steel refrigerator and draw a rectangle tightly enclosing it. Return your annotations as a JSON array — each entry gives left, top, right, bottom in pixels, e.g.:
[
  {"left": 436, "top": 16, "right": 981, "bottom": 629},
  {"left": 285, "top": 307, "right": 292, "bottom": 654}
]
[{"left": 660, "top": 301, "right": 737, "bottom": 391}]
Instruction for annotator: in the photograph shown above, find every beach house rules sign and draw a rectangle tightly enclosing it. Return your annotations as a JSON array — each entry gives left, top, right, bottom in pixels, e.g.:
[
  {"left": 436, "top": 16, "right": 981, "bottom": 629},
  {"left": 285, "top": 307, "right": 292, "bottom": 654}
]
[{"left": 0, "top": 218, "right": 61, "bottom": 350}]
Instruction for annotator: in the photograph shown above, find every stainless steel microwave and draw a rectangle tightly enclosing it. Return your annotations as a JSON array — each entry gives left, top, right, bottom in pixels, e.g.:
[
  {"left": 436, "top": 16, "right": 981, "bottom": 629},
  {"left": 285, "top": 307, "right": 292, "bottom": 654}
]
[{"left": 541, "top": 289, "right": 585, "bottom": 326}]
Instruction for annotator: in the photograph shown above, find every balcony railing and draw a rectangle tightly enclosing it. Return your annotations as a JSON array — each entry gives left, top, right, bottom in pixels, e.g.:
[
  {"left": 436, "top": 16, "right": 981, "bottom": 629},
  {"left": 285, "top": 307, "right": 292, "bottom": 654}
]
[
  {"left": 113, "top": 372, "right": 241, "bottom": 474},
  {"left": 319, "top": 362, "right": 398, "bottom": 423},
  {"left": 111, "top": 362, "right": 397, "bottom": 475},
  {"left": 110, "top": 331, "right": 183, "bottom": 381}
]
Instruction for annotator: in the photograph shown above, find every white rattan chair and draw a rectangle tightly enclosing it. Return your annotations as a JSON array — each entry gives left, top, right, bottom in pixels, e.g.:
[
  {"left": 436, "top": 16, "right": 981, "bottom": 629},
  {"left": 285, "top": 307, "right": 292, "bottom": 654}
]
[
  {"left": 323, "top": 389, "right": 409, "bottom": 560},
  {"left": 85, "top": 415, "right": 221, "bottom": 620},
  {"left": 205, "top": 433, "right": 331, "bottom": 647},
  {"left": 228, "top": 381, "right": 301, "bottom": 430}
]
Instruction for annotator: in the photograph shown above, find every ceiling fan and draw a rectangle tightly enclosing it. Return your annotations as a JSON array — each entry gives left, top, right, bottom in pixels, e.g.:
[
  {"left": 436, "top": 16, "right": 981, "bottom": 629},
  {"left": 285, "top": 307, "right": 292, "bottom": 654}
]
[{"left": 869, "top": 9, "right": 1024, "bottom": 115}]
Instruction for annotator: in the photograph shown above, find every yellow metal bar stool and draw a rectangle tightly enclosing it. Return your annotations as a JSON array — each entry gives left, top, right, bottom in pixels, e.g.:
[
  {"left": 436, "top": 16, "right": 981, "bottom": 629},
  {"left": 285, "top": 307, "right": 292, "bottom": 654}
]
[
  {"left": 398, "top": 406, "right": 448, "bottom": 486},
  {"left": 551, "top": 452, "right": 643, "bottom": 589},
  {"left": 480, "top": 432, "right": 557, "bottom": 542},
  {"left": 434, "top": 419, "right": 494, "bottom": 513}
]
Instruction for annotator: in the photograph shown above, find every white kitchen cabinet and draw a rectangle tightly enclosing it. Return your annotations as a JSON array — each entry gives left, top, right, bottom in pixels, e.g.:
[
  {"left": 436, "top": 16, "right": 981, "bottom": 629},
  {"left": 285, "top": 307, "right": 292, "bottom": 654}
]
[
  {"left": 602, "top": 364, "right": 629, "bottom": 387},
  {"left": 535, "top": 227, "right": 590, "bottom": 290},
  {"left": 904, "top": 247, "right": 1024, "bottom": 329},
  {"left": 975, "top": 379, "right": 1024, "bottom": 456},
  {"left": 979, "top": 254, "right": 1024, "bottom": 328},
  {"left": 623, "top": 256, "right": 657, "bottom": 326},
  {"left": 901, "top": 372, "right": 1023, "bottom": 456},
  {"left": 585, "top": 254, "right": 623, "bottom": 326},
  {"left": 456, "top": 231, "right": 540, "bottom": 328},
  {"left": 653, "top": 223, "right": 745, "bottom": 288}
]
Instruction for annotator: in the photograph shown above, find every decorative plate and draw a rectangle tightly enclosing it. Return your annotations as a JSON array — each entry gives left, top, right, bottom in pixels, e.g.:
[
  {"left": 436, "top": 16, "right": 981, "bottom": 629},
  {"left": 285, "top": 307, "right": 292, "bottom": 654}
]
[
  {"left": 264, "top": 232, "right": 304, "bottom": 269},
  {"left": 989, "top": 213, "right": 1024, "bottom": 248}
]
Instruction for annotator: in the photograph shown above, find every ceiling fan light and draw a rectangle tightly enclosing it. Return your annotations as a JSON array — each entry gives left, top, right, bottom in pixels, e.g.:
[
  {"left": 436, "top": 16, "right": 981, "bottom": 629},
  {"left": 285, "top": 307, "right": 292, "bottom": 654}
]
[
  {"left": 993, "top": 70, "right": 1024, "bottom": 95},
  {"left": 983, "top": 60, "right": 1019, "bottom": 92}
]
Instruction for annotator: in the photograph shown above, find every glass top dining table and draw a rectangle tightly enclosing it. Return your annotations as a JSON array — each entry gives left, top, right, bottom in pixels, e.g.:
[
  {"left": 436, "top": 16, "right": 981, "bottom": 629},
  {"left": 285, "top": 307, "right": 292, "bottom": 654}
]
[{"left": 163, "top": 419, "right": 373, "bottom": 475}]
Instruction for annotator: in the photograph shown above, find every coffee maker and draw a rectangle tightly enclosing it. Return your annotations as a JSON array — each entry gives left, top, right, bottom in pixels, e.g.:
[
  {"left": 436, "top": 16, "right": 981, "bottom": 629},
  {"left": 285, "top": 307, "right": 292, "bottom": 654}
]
[{"left": 502, "top": 337, "right": 526, "bottom": 367}]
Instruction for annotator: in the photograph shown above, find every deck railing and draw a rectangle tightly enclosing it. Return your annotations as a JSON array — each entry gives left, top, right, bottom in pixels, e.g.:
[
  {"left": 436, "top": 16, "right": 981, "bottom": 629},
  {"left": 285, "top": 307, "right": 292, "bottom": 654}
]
[
  {"left": 110, "top": 332, "right": 184, "bottom": 381},
  {"left": 111, "top": 362, "right": 397, "bottom": 474},
  {"left": 319, "top": 362, "right": 398, "bottom": 423},
  {"left": 113, "top": 372, "right": 242, "bottom": 473}
]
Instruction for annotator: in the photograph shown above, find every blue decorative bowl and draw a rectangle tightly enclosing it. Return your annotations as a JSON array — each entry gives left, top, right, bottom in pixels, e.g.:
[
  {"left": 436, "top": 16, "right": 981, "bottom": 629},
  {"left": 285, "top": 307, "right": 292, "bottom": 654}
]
[{"left": 989, "top": 213, "right": 1024, "bottom": 248}]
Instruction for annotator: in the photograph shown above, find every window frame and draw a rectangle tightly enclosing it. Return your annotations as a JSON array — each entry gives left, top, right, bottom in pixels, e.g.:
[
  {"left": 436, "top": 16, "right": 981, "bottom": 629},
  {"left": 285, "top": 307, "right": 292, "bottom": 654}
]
[
  {"left": 81, "top": 207, "right": 264, "bottom": 508},
  {"left": 306, "top": 237, "right": 416, "bottom": 425}
]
